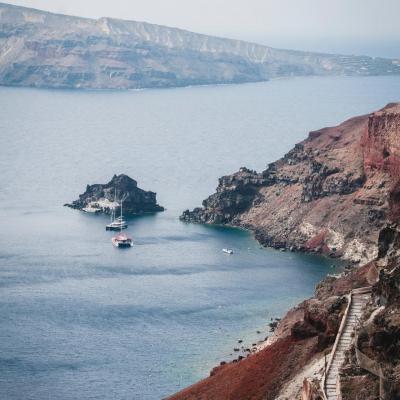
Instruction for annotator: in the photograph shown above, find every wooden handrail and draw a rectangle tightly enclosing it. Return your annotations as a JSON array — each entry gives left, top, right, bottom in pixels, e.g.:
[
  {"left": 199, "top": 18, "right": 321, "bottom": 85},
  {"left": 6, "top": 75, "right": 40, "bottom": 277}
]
[
  {"left": 321, "top": 292, "right": 352, "bottom": 392},
  {"left": 320, "top": 286, "right": 372, "bottom": 399}
]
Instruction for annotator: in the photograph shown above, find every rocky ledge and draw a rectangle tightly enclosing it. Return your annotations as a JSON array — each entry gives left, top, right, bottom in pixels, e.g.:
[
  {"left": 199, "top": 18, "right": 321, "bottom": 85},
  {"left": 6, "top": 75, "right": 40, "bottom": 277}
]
[
  {"left": 181, "top": 103, "right": 400, "bottom": 264},
  {"left": 65, "top": 174, "right": 164, "bottom": 215}
]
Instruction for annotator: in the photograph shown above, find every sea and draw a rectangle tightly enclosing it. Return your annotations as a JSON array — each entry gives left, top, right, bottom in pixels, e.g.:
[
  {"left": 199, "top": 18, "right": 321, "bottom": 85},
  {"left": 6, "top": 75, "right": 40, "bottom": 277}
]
[{"left": 0, "top": 75, "right": 399, "bottom": 399}]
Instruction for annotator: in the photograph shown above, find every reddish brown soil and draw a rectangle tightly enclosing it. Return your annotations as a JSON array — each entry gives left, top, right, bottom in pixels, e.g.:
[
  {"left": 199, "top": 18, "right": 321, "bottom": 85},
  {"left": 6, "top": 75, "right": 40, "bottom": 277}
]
[{"left": 167, "top": 336, "right": 317, "bottom": 400}]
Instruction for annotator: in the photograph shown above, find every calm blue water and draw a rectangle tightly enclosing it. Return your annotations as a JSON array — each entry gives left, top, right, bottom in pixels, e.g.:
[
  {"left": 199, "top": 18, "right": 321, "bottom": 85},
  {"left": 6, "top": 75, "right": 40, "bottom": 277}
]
[{"left": 0, "top": 76, "right": 399, "bottom": 399}]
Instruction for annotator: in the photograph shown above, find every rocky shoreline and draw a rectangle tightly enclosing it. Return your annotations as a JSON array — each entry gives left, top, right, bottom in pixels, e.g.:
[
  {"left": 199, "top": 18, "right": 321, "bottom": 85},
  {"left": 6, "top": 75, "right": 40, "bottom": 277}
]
[
  {"left": 65, "top": 174, "right": 164, "bottom": 215},
  {"left": 172, "top": 104, "right": 400, "bottom": 399}
]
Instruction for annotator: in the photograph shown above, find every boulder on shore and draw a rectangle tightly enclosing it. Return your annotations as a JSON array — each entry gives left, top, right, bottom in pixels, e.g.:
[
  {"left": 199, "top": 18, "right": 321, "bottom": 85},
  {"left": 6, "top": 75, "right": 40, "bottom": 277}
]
[{"left": 65, "top": 174, "right": 164, "bottom": 215}]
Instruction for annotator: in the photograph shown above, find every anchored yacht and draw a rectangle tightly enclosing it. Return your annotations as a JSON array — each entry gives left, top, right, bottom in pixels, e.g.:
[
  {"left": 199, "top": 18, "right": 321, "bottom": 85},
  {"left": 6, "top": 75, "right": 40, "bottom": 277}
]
[
  {"left": 106, "top": 215, "right": 128, "bottom": 231},
  {"left": 106, "top": 190, "right": 128, "bottom": 231},
  {"left": 110, "top": 197, "right": 133, "bottom": 248}
]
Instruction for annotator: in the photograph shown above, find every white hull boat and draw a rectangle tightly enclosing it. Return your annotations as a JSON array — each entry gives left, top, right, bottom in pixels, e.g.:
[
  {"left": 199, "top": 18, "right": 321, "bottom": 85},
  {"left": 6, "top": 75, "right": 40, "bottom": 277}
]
[
  {"left": 106, "top": 216, "right": 128, "bottom": 231},
  {"left": 106, "top": 190, "right": 128, "bottom": 231},
  {"left": 222, "top": 248, "right": 233, "bottom": 254}
]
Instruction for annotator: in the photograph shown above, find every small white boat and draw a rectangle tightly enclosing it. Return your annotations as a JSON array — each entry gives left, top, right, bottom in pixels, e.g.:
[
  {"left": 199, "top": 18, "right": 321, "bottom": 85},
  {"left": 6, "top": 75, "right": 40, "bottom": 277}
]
[
  {"left": 222, "top": 248, "right": 233, "bottom": 254},
  {"left": 112, "top": 233, "right": 133, "bottom": 248},
  {"left": 82, "top": 205, "right": 101, "bottom": 213}
]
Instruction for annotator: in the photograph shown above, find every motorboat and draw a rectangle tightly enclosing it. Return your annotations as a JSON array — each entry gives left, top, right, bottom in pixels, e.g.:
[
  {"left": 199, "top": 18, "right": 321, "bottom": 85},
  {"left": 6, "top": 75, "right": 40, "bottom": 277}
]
[
  {"left": 82, "top": 205, "right": 101, "bottom": 213},
  {"left": 222, "top": 248, "right": 233, "bottom": 254}
]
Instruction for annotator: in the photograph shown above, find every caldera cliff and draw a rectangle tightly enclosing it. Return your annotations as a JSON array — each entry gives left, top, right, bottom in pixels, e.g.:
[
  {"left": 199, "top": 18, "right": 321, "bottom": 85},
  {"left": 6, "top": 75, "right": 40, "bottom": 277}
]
[
  {"left": 181, "top": 103, "right": 400, "bottom": 264},
  {"left": 1, "top": 3, "right": 400, "bottom": 90}
]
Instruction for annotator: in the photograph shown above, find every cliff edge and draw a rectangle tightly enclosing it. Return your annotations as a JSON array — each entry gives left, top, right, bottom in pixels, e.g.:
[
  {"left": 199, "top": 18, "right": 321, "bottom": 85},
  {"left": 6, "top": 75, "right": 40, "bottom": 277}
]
[{"left": 181, "top": 103, "right": 400, "bottom": 264}]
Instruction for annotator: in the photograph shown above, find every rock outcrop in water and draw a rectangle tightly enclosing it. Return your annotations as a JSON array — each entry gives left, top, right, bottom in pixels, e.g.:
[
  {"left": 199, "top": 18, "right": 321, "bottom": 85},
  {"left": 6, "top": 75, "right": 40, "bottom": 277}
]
[
  {"left": 181, "top": 103, "right": 400, "bottom": 264},
  {"left": 65, "top": 174, "right": 164, "bottom": 215},
  {"left": 1, "top": 3, "right": 400, "bottom": 90}
]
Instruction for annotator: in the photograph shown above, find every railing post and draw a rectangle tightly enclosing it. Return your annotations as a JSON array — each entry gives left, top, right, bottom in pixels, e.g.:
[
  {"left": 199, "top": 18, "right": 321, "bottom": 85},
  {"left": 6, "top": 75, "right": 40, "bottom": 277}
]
[{"left": 336, "top": 374, "right": 342, "bottom": 400}]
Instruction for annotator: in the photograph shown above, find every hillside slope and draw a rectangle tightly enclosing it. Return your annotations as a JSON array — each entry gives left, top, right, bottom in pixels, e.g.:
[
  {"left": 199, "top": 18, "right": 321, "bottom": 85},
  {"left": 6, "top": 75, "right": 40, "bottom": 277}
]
[
  {"left": 1, "top": 2, "right": 400, "bottom": 89},
  {"left": 181, "top": 103, "right": 400, "bottom": 264},
  {"left": 173, "top": 104, "right": 400, "bottom": 400}
]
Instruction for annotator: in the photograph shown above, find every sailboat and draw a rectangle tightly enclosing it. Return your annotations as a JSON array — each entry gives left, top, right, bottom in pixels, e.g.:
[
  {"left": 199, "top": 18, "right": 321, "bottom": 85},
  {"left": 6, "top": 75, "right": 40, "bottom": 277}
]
[
  {"left": 106, "top": 191, "right": 128, "bottom": 231},
  {"left": 111, "top": 198, "right": 133, "bottom": 248}
]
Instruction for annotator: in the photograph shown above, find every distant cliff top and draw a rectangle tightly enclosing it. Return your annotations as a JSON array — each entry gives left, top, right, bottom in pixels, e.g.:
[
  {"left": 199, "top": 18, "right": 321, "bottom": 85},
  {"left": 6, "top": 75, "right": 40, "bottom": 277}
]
[{"left": 1, "top": 2, "right": 400, "bottom": 89}]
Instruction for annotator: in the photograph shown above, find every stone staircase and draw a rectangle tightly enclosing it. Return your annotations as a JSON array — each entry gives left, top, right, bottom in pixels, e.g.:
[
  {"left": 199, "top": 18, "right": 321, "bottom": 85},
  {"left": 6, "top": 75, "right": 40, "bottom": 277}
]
[{"left": 323, "top": 287, "right": 371, "bottom": 400}]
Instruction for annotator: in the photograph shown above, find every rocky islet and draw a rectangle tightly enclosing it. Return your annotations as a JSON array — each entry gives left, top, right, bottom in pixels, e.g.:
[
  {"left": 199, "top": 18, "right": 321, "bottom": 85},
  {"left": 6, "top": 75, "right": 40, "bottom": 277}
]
[{"left": 65, "top": 174, "right": 164, "bottom": 215}]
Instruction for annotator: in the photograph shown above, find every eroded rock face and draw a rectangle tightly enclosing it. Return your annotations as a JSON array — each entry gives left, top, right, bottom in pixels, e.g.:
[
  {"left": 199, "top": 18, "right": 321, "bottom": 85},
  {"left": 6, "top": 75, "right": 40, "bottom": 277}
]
[
  {"left": 65, "top": 174, "right": 164, "bottom": 215},
  {"left": 181, "top": 167, "right": 267, "bottom": 224},
  {"left": 1, "top": 3, "right": 400, "bottom": 90},
  {"left": 181, "top": 104, "right": 400, "bottom": 264},
  {"left": 291, "top": 296, "right": 346, "bottom": 350}
]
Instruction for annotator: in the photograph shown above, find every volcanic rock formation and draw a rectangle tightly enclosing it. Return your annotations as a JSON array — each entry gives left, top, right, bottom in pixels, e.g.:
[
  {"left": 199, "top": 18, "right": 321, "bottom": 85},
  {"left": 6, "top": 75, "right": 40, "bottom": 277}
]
[
  {"left": 181, "top": 103, "right": 400, "bottom": 264},
  {"left": 65, "top": 174, "right": 164, "bottom": 215}
]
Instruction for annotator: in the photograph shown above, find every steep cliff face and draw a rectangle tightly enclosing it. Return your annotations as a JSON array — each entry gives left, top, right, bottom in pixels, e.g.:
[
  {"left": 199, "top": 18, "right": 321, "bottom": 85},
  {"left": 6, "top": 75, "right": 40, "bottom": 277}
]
[
  {"left": 363, "top": 105, "right": 400, "bottom": 222},
  {"left": 65, "top": 174, "right": 164, "bottom": 215},
  {"left": 181, "top": 104, "right": 400, "bottom": 264},
  {"left": 1, "top": 3, "right": 400, "bottom": 89}
]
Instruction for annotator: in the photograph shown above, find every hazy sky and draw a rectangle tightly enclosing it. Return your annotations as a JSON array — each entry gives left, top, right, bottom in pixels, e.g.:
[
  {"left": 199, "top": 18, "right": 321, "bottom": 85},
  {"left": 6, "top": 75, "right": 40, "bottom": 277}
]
[{"left": 5, "top": 0, "right": 400, "bottom": 57}]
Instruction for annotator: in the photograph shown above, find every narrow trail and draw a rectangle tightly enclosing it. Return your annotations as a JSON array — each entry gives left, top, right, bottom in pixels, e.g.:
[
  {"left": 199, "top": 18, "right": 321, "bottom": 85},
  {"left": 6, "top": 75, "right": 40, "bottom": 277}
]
[{"left": 324, "top": 288, "right": 371, "bottom": 399}]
